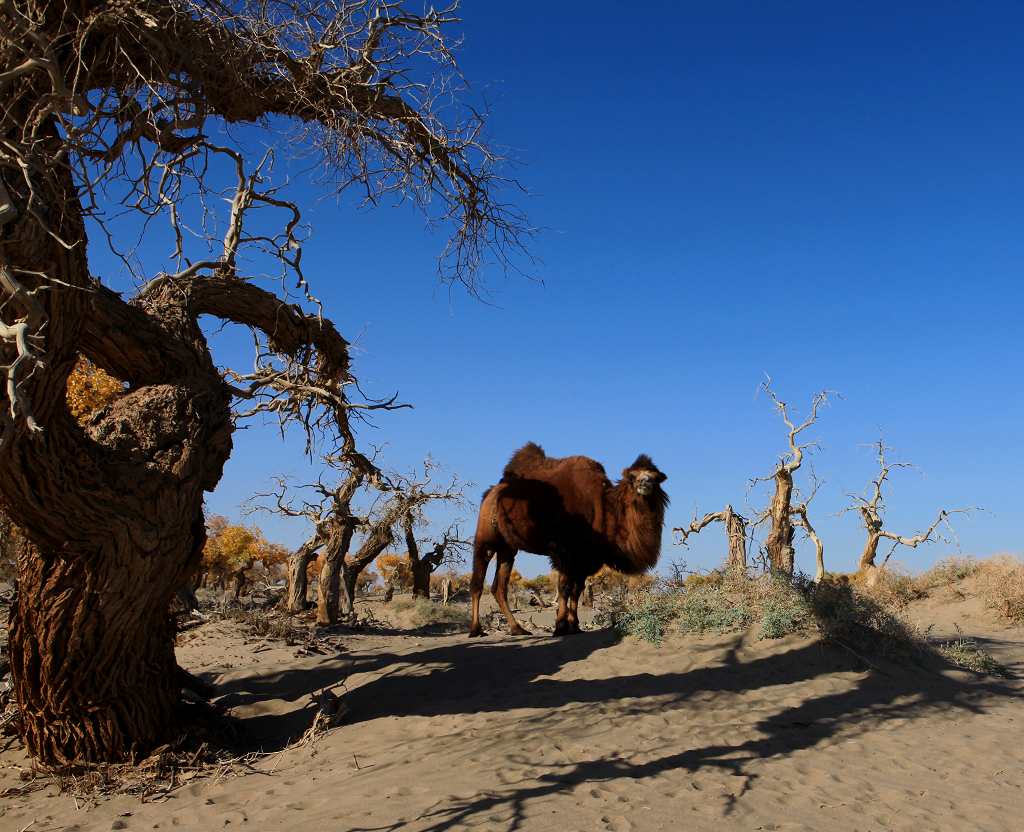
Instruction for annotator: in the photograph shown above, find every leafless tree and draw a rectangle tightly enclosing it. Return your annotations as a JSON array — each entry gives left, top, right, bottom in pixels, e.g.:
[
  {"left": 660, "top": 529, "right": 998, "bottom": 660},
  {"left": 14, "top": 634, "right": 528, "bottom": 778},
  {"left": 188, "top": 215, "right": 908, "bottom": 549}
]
[
  {"left": 254, "top": 461, "right": 373, "bottom": 615},
  {"left": 405, "top": 520, "right": 470, "bottom": 598},
  {"left": 847, "top": 441, "right": 968, "bottom": 573},
  {"left": 258, "top": 457, "right": 464, "bottom": 623},
  {"left": 752, "top": 379, "right": 833, "bottom": 574},
  {"left": 0, "top": 1, "right": 528, "bottom": 763},
  {"left": 674, "top": 505, "right": 749, "bottom": 571}
]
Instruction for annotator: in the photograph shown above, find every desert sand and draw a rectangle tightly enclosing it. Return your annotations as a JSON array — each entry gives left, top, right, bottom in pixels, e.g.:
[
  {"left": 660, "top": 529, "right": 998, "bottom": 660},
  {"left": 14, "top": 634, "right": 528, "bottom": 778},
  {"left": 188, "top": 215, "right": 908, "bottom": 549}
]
[{"left": 2, "top": 588, "right": 1022, "bottom": 832}]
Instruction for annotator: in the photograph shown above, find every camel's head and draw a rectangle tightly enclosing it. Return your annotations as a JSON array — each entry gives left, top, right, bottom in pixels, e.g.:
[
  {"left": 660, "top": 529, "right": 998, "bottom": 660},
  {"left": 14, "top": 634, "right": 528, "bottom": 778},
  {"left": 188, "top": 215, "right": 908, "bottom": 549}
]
[{"left": 623, "top": 455, "right": 667, "bottom": 498}]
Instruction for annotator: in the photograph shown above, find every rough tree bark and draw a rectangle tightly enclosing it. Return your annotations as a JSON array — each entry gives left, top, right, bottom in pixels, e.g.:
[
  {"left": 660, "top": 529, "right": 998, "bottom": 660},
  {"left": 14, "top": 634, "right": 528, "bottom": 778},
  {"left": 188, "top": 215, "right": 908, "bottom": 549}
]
[
  {"left": 1, "top": 1, "right": 524, "bottom": 763},
  {"left": 286, "top": 539, "right": 323, "bottom": 613},
  {"left": 316, "top": 523, "right": 358, "bottom": 626},
  {"left": 764, "top": 470, "right": 796, "bottom": 574}
]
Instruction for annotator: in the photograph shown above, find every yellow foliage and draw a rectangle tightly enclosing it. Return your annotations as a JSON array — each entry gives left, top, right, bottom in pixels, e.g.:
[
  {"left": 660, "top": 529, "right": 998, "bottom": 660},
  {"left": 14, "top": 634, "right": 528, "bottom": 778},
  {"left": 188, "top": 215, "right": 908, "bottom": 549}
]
[
  {"left": 203, "top": 515, "right": 268, "bottom": 574},
  {"left": 66, "top": 356, "right": 125, "bottom": 423},
  {"left": 357, "top": 568, "right": 380, "bottom": 593},
  {"left": 376, "top": 553, "right": 413, "bottom": 589}
]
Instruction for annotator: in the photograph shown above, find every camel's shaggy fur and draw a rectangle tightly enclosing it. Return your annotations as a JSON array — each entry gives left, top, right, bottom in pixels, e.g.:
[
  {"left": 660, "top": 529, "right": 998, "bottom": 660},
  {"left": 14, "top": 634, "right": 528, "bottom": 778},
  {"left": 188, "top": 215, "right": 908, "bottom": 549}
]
[{"left": 470, "top": 442, "right": 669, "bottom": 637}]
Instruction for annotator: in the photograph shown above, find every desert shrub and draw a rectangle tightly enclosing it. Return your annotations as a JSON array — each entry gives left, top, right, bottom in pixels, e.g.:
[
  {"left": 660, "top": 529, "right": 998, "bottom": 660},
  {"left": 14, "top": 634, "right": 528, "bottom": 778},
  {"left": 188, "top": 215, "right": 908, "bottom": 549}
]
[
  {"left": 856, "top": 566, "right": 928, "bottom": 612},
  {"left": 589, "top": 565, "right": 655, "bottom": 597},
  {"left": 389, "top": 597, "right": 471, "bottom": 628},
  {"left": 809, "top": 578, "right": 923, "bottom": 655},
  {"left": 918, "top": 556, "right": 980, "bottom": 589},
  {"left": 975, "top": 556, "right": 1024, "bottom": 623},
  {"left": 612, "top": 591, "right": 679, "bottom": 645},
  {"left": 684, "top": 571, "right": 725, "bottom": 591},
  {"left": 677, "top": 585, "right": 752, "bottom": 634},
  {"left": 607, "top": 568, "right": 928, "bottom": 651},
  {"left": 737, "top": 574, "right": 814, "bottom": 639},
  {"left": 522, "top": 573, "right": 553, "bottom": 595},
  {"left": 938, "top": 634, "right": 1010, "bottom": 677},
  {"left": 222, "top": 607, "right": 309, "bottom": 644}
]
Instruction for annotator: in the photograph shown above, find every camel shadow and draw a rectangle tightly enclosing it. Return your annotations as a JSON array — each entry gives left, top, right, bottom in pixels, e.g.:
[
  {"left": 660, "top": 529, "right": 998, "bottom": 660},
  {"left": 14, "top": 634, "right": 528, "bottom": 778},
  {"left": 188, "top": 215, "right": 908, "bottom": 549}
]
[
  {"left": 330, "top": 634, "right": 1018, "bottom": 832},
  {"left": 214, "top": 629, "right": 621, "bottom": 752},
  {"left": 213, "top": 622, "right": 1016, "bottom": 770}
]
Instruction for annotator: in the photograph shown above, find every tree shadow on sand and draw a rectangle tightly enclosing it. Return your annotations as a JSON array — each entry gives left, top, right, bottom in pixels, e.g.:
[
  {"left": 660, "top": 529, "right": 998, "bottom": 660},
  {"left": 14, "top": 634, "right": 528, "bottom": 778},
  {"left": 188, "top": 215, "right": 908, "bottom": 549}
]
[
  {"left": 328, "top": 633, "right": 1017, "bottom": 832},
  {"left": 214, "top": 625, "right": 1017, "bottom": 795}
]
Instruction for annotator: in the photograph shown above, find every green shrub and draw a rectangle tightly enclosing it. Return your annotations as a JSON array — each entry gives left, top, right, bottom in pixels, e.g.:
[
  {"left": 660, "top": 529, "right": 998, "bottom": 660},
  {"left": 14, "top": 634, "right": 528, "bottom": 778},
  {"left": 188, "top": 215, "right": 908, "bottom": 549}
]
[
  {"left": 390, "top": 596, "right": 471, "bottom": 628},
  {"left": 613, "top": 592, "right": 679, "bottom": 645},
  {"left": 677, "top": 586, "right": 752, "bottom": 634},
  {"left": 758, "top": 591, "right": 813, "bottom": 639}
]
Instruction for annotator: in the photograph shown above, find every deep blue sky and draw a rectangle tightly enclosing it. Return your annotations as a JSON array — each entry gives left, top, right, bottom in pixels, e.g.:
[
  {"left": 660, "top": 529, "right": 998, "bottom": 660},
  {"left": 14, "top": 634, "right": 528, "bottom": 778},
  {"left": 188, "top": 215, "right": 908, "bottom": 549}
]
[{"left": 96, "top": 2, "right": 1023, "bottom": 576}]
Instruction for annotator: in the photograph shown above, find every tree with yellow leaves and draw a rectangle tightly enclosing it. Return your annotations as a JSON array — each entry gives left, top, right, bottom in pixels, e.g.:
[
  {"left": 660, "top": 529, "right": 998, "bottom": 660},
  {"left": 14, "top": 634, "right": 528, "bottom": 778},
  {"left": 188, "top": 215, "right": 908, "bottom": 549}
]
[{"left": 202, "top": 515, "right": 269, "bottom": 599}]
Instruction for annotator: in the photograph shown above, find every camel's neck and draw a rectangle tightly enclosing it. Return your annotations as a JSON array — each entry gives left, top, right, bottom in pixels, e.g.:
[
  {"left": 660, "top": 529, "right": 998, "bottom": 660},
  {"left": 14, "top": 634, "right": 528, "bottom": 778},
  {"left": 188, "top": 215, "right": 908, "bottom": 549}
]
[{"left": 604, "top": 483, "right": 666, "bottom": 574}]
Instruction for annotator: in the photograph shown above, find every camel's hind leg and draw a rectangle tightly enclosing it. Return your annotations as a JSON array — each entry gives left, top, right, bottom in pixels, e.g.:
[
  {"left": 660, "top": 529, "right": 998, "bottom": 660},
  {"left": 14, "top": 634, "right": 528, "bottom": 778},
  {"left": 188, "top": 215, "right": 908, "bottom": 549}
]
[
  {"left": 469, "top": 542, "right": 493, "bottom": 638},
  {"left": 553, "top": 571, "right": 573, "bottom": 636},
  {"left": 493, "top": 548, "right": 530, "bottom": 635},
  {"left": 566, "top": 576, "right": 585, "bottom": 634}
]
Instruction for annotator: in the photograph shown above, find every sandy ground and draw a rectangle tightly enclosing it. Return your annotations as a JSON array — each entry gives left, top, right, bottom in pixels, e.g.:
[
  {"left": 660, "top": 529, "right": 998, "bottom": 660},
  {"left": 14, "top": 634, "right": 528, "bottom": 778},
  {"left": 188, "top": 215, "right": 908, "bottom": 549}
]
[{"left": 2, "top": 589, "right": 1022, "bottom": 832}]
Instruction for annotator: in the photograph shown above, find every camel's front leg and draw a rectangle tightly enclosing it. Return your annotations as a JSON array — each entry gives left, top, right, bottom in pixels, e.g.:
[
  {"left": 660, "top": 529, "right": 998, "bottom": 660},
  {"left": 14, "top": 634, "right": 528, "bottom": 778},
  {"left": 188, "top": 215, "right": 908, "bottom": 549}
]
[
  {"left": 493, "top": 553, "right": 530, "bottom": 636},
  {"left": 469, "top": 544, "right": 492, "bottom": 638}
]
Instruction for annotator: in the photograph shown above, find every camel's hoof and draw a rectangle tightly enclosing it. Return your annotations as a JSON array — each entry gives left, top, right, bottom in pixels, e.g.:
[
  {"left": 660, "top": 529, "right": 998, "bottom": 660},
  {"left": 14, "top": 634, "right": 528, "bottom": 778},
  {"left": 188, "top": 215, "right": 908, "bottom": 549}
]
[
  {"left": 508, "top": 625, "right": 531, "bottom": 636},
  {"left": 468, "top": 627, "right": 487, "bottom": 638},
  {"left": 552, "top": 622, "right": 571, "bottom": 637}
]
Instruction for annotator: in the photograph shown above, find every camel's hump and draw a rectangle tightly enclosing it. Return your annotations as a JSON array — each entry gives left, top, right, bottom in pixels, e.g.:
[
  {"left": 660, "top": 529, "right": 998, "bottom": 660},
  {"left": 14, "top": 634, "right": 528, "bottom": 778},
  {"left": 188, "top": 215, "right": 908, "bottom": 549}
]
[{"left": 502, "top": 442, "right": 608, "bottom": 481}]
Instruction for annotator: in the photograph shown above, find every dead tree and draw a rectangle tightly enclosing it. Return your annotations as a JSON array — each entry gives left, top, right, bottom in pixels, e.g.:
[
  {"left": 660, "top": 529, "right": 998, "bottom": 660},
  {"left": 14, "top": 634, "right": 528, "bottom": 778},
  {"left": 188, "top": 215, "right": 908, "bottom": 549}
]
[
  {"left": 848, "top": 441, "right": 966, "bottom": 574},
  {"left": 256, "top": 467, "right": 368, "bottom": 614},
  {"left": 406, "top": 521, "right": 470, "bottom": 598},
  {"left": 674, "top": 505, "right": 749, "bottom": 571},
  {"left": 0, "top": 1, "right": 527, "bottom": 764},
  {"left": 754, "top": 381, "right": 833, "bottom": 574}
]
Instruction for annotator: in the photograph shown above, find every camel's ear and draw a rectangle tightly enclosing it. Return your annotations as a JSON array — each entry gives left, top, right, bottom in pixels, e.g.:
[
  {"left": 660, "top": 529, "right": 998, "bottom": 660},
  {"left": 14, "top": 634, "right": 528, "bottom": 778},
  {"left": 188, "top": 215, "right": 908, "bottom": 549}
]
[{"left": 654, "top": 470, "right": 667, "bottom": 483}]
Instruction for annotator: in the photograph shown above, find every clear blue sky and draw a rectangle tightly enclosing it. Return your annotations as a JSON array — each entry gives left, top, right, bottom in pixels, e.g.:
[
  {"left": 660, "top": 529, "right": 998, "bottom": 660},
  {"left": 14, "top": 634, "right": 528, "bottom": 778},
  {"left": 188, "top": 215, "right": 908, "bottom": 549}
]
[{"left": 96, "top": 2, "right": 1024, "bottom": 576}]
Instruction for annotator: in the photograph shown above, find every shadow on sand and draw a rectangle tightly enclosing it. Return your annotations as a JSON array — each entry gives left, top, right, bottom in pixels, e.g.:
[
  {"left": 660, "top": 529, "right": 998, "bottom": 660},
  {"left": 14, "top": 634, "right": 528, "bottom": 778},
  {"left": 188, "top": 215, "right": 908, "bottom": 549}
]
[{"left": 212, "top": 627, "right": 1019, "bottom": 831}]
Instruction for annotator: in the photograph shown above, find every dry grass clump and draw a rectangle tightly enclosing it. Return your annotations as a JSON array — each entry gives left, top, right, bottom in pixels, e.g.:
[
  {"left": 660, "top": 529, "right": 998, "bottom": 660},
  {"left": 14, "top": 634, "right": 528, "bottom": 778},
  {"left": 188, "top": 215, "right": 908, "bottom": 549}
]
[
  {"left": 937, "top": 633, "right": 1010, "bottom": 678},
  {"left": 974, "top": 555, "right": 1024, "bottom": 623},
  {"left": 389, "top": 597, "right": 471, "bottom": 629},
  {"left": 219, "top": 607, "right": 311, "bottom": 645},
  {"left": 854, "top": 566, "right": 928, "bottom": 612},
  {"left": 917, "top": 556, "right": 981, "bottom": 589}
]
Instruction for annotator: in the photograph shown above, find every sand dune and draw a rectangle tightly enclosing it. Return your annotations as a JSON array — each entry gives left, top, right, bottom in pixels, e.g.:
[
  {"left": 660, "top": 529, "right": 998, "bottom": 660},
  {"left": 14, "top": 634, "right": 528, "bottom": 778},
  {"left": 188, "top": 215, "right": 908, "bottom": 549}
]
[{"left": 2, "top": 593, "right": 1021, "bottom": 832}]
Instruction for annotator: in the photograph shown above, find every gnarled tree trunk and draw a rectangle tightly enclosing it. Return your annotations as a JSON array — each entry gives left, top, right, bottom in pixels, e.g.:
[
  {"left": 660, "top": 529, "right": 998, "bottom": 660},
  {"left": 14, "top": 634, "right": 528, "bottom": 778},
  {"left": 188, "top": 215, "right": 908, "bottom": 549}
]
[
  {"left": 765, "top": 469, "right": 795, "bottom": 573},
  {"left": 723, "top": 505, "right": 747, "bottom": 571},
  {"left": 316, "top": 524, "right": 357, "bottom": 626},
  {"left": 2, "top": 160, "right": 234, "bottom": 762},
  {"left": 859, "top": 529, "right": 882, "bottom": 571},
  {"left": 286, "top": 539, "right": 321, "bottom": 612}
]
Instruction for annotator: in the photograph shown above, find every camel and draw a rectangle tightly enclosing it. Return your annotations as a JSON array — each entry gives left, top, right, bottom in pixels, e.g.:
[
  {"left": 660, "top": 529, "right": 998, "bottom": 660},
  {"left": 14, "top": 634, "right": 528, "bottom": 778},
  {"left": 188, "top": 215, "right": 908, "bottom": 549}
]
[{"left": 470, "top": 443, "right": 669, "bottom": 637}]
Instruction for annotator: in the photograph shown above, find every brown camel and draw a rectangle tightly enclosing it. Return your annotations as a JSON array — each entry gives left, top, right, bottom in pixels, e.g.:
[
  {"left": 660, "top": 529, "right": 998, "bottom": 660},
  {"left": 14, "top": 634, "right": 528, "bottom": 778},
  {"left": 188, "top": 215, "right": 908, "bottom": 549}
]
[{"left": 470, "top": 443, "right": 669, "bottom": 637}]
